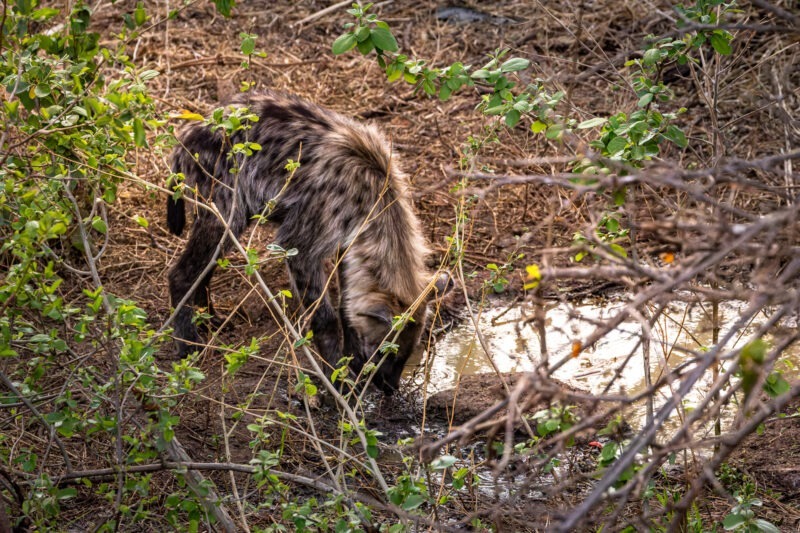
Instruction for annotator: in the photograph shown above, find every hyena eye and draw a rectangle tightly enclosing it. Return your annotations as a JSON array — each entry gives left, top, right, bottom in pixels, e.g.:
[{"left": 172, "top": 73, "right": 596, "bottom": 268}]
[{"left": 357, "top": 305, "right": 394, "bottom": 328}]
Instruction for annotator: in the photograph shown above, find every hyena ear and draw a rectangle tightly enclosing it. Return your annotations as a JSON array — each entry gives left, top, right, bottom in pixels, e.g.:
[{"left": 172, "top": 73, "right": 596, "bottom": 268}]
[
  {"left": 431, "top": 272, "right": 454, "bottom": 300},
  {"left": 357, "top": 305, "right": 394, "bottom": 328}
]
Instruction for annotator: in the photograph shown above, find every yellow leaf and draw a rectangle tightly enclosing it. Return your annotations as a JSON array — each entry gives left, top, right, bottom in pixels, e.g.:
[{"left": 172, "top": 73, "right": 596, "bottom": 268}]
[
  {"left": 172, "top": 109, "right": 205, "bottom": 121},
  {"left": 523, "top": 264, "right": 541, "bottom": 290}
]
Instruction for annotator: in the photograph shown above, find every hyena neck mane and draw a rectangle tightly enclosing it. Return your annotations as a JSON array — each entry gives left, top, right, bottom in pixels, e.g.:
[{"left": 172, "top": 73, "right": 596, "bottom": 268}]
[{"left": 342, "top": 184, "right": 432, "bottom": 332}]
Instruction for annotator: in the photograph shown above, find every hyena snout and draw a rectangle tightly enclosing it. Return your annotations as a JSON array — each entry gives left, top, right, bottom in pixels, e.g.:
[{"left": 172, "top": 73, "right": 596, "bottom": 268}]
[
  {"left": 354, "top": 314, "right": 426, "bottom": 395},
  {"left": 352, "top": 272, "right": 453, "bottom": 393}
]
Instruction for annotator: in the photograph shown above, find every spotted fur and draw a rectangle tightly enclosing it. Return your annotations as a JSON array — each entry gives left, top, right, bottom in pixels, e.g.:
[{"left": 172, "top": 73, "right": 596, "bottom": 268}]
[{"left": 166, "top": 91, "right": 436, "bottom": 393}]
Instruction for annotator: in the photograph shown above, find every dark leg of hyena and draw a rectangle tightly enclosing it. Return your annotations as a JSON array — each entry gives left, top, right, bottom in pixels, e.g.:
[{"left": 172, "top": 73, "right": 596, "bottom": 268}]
[
  {"left": 337, "top": 269, "right": 366, "bottom": 386},
  {"left": 168, "top": 206, "right": 246, "bottom": 356},
  {"left": 275, "top": 210, "right": 343, "bottom": 370},
  {"left": 284, "top": 256, "right": 342, "bottom": 369}
]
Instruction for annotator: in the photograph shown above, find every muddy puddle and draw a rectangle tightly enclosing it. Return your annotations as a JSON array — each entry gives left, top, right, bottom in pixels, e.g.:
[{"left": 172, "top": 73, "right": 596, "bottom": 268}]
[{"left": 406, "top": 296, "right": 800, "bottom": 430}]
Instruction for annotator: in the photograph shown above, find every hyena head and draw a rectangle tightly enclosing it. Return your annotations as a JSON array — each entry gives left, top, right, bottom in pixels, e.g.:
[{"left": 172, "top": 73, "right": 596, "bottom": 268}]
[{"left": 347, "top": 274, "right": 452, "bottom": 394}]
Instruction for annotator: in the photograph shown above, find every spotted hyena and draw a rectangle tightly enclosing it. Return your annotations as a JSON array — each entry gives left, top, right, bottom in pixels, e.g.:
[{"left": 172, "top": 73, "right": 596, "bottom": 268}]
[{"left": 166, "top": 91, "right": 445, "bottom": 393}]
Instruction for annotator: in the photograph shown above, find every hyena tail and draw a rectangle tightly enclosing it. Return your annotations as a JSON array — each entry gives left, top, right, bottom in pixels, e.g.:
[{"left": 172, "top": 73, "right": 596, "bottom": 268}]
[
  {"left": 167, "top": 144, "right": 192, "bottom": 236},
  {"left": 166, "top": 196, "right": 186, "bottom": 236}
]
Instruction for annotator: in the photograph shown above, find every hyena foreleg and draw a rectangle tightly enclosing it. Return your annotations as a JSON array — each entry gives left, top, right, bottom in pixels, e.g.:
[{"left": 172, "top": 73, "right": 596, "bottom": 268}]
[
  {"left": 284, "top": 255, "right": 344, "bottom": 372},
  {"left": 337, "top": 287, "right": 368, "bottom": 385},
  {"left": 168, "top": 207, "right": 244, "bottom": 357}
]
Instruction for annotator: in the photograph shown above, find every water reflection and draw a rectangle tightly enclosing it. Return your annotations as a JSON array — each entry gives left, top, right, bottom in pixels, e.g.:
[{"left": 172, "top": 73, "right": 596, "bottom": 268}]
[{"left": 408, "top": 298, "right": 797, "bottom": 408}]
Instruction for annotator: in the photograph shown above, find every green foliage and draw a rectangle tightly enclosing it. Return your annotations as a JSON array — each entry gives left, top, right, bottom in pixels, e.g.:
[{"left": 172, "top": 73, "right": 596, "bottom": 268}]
[
  {"left": 294, "top": 371, "right": 319, "bottom": 397},
  {"left": 738, "top": 339, "right": 768, "bottom": 399},
  {"left": 333, "top": 3, "right": 535, "bottom": 128},
  {"left": 387, "top": 472, "right": 429, "bottom": 511},
  {"left": 212, "top": 0, "right": 236, "bottom": 18},
  {"left": 224, "top": 338, "right": 259, "bottom": 374},
  {"left": 531, "top": 405, "right": 577, "bottom": 440},
  {"left": 675, "top": 0, "right": 735, "bottom": 54},
  {"left": 572, "top": 213, "right": 630, "bottom": 263},
  {"left": 279, "top": 495, "right": 368, "bottom": 533},
  {"left": 331, "top": 3, "right": 398, "bottom": 58},
  {"left": 485, "top": 252, "right": 524, "bottom": 294},
  {"left": 714, "top": 463, "right": 780, "bottom": 532},
  {"left": 723, "top": 494, "right": 780, "bottom": 532},
  {"left": 0, "top": 1, "right": 219, "bottom": 528}
]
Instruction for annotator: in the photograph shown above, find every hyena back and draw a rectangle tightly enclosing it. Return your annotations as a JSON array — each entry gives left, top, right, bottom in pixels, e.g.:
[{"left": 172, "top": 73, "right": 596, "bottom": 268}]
[{"left": 167, "top": 91, "right": 437, "bottom": 393}]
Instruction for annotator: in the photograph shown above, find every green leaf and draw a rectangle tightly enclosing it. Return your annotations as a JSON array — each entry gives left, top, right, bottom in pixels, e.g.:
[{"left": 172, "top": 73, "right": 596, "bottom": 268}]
[
  {"left": 293, "top": 331, "right": 312, "bottom": 348},
  {"left": 356, "top": 38, "right": 374, "bottom": 55},
  {"left": 240, "top": 33, "right": 256, "bottom": 55},
  {"left": 722, "top": 513, "right": 747, "bottom": 530},
  {"left": 212, "top": 0, "right": 235, "bottom": 17},
  {"left": 402, "top": 494, "right": 425, "bottom": 511},
  {"left": 430, "top": 455, "right": 457, "bottom": 470},
  {"left": 606, "top": 136, "right": 628, "bottom": 155},
  {"left": 764, "top": 371, "right": 790, "bottom": 398},
  {"left": 134, "top": 2, "right": 147, "bottom": 26},
  {"left": 31, "top": 7, "right": 60, "bottom": 20},
  {"left": 505, "top": 109, "right": 521, "bottom": 128},
  {"left": 56, "top": 487, "right": 78, "bottom": 500},
  {"left": 664, "top": 125, "right": 688, "bottom": 148},
  {"left": 366, "top": 442, "right": 379, "bottom": 459},
  {"left": 332, "top": 33, "right": 357, "bottom": 55},
  {"left": 752, "top": 519, "right": 781, "bottom": 533},
  {"left": 370, "top": 27, "right": 398, "bottom": 52},
  {"left": 609, "top": 243, "right": 628, "bottom": 258},
  {"left": 600, "top": 441, "right": 618, "bottom": 462},
  {"left": 139, "top": 69, "right": 160, "bottom": 81},
  {"left": 499, "top": 57, "right": 530, "bottom": 72},
  {"left": 642, "top": 48, "right": 661, "bottom": 66},
  {"left": 577, "top": 117, "right": 606, "bottom": 129},
  {"left": 91, "top": 217, "right": 107, "bottom": 234},
  {"left": 613, "top": 187, "right": 627, "bottom": 206},
  {"left": 710, "top": 32, "right": 732, "bottom": 55},
  {"left": 545, "top": 123, "right": 564, "bottom": 140},
  {"left": 386, "top": 62, "right": 404, "bottom": 82},
  {"left": 34, "top": 84, "right": 51, "bottom": 98},
  {"left": 530, "top": 120, "right": 547, "bottom": 133},
  {"left": 133, "top": 118, "right": 146, "bottom": 147},
  {"left": 637, "top": 93, "right": 654, "bottom": 108},
  {"left": 355, "top": 26, "right": 371, "bottom": 42}
]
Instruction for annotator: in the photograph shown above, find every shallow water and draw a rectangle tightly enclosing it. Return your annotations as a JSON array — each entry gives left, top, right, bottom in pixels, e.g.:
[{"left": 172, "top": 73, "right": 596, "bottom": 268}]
[{"left": 406, "top": 296, "right": 799, "bottom": 427}]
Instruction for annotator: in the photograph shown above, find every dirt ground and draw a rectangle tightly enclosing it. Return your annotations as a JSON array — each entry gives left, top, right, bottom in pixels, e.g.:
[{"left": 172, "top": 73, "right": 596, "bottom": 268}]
[{"left": 17, "top": 0, "right": 797, "bottom": 530}]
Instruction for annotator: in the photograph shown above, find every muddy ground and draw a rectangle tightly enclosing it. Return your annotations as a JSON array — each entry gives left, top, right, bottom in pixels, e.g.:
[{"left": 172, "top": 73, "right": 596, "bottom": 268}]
[{"left": 13, "top": 0, "right": 799, "bottom": 530}]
